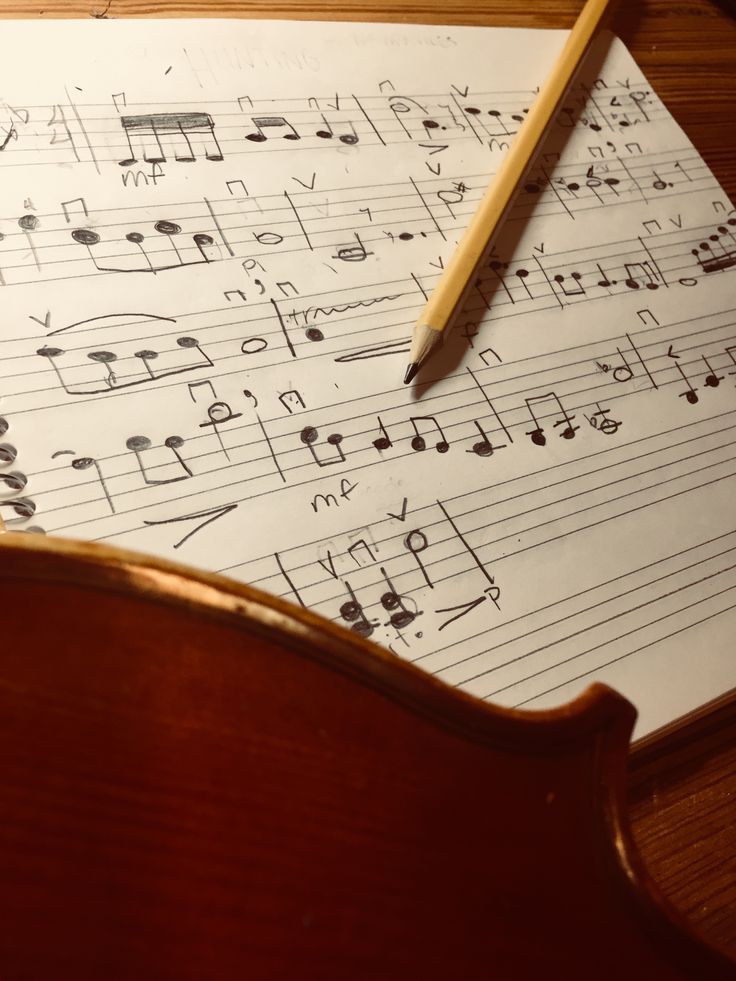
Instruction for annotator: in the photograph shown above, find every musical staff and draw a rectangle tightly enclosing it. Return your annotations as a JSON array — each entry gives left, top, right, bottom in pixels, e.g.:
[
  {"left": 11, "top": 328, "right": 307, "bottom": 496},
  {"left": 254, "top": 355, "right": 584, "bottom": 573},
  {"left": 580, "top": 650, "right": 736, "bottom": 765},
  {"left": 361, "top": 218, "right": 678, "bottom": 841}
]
[
  {"left": 0, "top": 74, "right": 670, "bottom": 174},
  {"left": 0, "top": 17, "right": 734, "bottom": 738},
  {"left": 14, "top": 303, "right": 736, "bottom": 544},
  {"left": 0, "top": 147, "right": 714, "bottom": 291}
]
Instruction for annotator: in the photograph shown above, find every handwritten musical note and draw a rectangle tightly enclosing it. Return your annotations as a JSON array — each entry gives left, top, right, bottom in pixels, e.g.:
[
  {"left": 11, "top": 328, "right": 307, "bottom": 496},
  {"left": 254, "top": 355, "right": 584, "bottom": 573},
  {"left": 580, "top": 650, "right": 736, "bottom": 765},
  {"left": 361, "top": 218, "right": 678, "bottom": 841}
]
[
  {"left": 119, "top": 111, "right": 223, "bottom": 165},
  {"left": 300, "top": 426, "right": 346, "bottom": 467},
  {"left": 36, "top": 336, "right": 212, "bottom": 396},
  {"left": 245, "top": 116, "right": 300, "bottom": 142},
  {"left": 0, "top": 18, "right": 733, "bottom": 742}
]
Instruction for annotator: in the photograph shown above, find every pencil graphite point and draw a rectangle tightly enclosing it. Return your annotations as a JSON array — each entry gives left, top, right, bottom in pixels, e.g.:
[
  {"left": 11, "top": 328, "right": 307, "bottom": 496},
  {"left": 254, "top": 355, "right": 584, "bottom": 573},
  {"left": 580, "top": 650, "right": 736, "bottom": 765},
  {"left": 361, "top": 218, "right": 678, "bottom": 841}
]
[
  {"left": 404, "top": 362, "right": 420, "bottom": 385},
  {"left": 401, "top": 0, "right": 611, "bottom": 387}
]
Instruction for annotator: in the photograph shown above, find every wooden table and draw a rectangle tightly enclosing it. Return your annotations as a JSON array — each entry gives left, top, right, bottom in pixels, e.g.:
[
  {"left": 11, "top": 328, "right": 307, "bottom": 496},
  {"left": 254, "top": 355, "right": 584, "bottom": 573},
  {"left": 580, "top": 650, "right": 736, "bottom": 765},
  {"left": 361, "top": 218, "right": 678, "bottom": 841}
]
[{"left": 1, "top": 0, "right": 735, "bottom": 960}]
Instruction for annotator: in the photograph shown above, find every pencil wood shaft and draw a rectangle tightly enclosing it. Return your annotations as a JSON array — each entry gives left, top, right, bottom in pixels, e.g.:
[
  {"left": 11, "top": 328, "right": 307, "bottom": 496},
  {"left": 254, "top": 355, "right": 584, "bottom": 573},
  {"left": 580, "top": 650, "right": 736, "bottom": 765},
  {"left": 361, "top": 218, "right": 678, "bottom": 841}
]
[{"left": 406, "top": 0, "right": 611, "bottom": 373}]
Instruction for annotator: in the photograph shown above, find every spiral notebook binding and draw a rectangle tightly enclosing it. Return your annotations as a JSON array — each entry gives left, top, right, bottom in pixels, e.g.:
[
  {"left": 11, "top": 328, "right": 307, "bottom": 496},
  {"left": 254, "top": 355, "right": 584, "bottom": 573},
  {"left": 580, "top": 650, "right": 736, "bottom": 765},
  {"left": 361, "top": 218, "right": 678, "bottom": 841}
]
[{"left": 0, "top": 415, "right": 39, "bottom": 533}]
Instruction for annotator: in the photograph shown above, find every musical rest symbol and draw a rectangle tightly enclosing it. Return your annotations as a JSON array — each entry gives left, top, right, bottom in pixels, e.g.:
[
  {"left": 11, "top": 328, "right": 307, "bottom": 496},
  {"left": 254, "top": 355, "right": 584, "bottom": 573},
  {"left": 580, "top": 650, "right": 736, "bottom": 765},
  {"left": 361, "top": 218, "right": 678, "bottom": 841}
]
[
  {"left": 553, "top": 176, "right": 580, "bottom": 198},
  {"left": 245, "top": 116, "right": 300, "bottom": 142}
]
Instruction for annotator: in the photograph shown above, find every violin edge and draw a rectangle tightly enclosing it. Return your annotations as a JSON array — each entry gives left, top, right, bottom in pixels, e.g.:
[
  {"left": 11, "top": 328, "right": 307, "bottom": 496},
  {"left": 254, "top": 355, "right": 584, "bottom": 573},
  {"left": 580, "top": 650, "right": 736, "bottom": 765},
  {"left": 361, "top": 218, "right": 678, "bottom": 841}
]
[
  {"left": 0, "top": 529, "right": 636, "bottom": 750},
  {"left": 1, "top": 530, "right": 733, "bottom": 977}
]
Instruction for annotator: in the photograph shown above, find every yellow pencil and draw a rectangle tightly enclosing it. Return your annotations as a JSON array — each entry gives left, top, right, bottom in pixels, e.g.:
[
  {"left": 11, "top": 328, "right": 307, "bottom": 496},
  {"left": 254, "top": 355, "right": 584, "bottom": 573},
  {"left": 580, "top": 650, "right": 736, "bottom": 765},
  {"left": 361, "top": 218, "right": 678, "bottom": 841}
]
[{"left": 404, "top": 0, "right": 612, "bottom": 384}]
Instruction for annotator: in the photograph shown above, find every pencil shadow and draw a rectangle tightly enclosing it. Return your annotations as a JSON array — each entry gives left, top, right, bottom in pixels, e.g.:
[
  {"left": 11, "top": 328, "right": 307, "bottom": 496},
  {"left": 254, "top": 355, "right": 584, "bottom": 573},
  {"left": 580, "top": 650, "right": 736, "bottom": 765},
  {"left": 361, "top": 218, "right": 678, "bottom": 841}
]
[{"left": 408, "top": 29, "right": 618, "bottom": 403}]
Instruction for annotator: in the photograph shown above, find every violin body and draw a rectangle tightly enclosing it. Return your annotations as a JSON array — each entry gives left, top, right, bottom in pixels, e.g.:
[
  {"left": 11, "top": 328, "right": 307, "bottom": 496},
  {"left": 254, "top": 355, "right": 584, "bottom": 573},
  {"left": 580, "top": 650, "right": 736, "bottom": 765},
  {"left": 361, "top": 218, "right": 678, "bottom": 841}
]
[{"left": 0, "top": 533, "right": 732, "bottom": 979}]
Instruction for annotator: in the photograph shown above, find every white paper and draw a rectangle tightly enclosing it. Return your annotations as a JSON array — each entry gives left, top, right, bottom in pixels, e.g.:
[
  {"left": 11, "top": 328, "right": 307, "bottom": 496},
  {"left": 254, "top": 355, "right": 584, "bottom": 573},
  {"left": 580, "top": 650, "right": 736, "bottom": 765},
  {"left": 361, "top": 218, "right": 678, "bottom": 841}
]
[{"left": 1, "top": 19, "right": 734, "bottom": 736}]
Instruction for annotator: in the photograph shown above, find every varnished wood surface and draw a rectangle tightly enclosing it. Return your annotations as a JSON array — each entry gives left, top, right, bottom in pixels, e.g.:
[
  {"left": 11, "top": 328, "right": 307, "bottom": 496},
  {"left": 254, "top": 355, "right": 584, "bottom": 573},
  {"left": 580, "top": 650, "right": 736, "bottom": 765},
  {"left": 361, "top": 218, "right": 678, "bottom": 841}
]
[
  {"left": 629, "top": 694, "right": 736, "bottom": 957},
  {"left": 0, "top": 533, "right": 735, "bottom": 978},
  {"left": 0, "top": 0, "right": 734, "bottom": 963}
]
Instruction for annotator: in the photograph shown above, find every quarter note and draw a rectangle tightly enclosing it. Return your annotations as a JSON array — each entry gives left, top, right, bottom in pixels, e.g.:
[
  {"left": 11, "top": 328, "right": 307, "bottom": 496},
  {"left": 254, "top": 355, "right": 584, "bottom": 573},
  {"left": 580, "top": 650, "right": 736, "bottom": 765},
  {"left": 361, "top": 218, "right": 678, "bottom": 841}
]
[
  {"left": 486, "top": 108, "right": 511, "bottom": 136},
  {"left": 18, "top": 213, "right": 41, "bottom": 271},
  {"left": 388, "top": 96, "right": 441, "bottom": 141},
  {"left": 466, "top": 420, "right": 500, "bottom": 457},
  {"left": 339, "top": 581, "right": 375, "bottom": 637},
  {"left": 666, "top": 347, "right": 698, "bottom": 405},
  {"left": 379, "top": 566, "right": 419, "bottom": 629},
  {"left": 513, "top": 267, "right": 534, "bottom": 300},
  {"left": 596, "top": 262, "right": 617, "bottom": 288},
  {"left": 70, "top": 455, "right": 115, "bottom": 513},
  {"left": 372, "top": 416, "right": 393, "bottom": 451},
  {"left": 702, "top": 355, "right": 723, "bottom": 388},
  {"left": 315, "top": 115, "right": 359, "bottom": 145}
]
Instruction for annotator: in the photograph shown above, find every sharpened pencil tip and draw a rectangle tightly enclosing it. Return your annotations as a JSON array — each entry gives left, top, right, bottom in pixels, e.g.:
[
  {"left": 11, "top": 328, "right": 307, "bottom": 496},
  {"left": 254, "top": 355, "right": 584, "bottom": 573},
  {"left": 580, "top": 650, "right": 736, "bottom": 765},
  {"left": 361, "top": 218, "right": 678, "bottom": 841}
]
[{"left": 404, "top": 362, "right": 420, "bottom": 385}]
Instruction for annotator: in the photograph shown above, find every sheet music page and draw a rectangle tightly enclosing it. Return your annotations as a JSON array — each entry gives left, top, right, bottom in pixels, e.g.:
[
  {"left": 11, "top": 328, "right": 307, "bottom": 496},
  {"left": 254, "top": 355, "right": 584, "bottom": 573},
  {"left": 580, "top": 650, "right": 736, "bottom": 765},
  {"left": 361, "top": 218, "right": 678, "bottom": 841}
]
[{"left": 1, "top": 19, "right": 734, "bottom": 736}]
